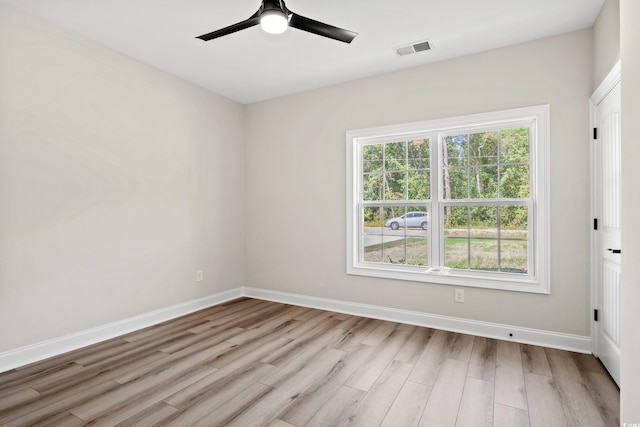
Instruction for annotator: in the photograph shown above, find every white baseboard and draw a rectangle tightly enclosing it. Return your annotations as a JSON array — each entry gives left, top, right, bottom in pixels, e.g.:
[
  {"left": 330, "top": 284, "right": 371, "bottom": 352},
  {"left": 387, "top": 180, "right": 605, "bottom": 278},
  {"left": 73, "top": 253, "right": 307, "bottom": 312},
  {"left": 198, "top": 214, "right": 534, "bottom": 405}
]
[
  {"left": 0, "top": 285, "right": 591, "bottom": 373},
  {"left": 0, "top": 288, "right": 243, "bottom": 373},
  {"left": 242, "top": 287, "right": 592, "bottom": 354}
]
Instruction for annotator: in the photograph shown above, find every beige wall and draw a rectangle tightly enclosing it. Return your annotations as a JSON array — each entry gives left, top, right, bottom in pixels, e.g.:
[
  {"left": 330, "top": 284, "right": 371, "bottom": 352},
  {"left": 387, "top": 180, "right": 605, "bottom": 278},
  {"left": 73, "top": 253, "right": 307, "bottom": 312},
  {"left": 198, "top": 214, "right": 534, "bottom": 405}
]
[
  {"left": 0, "top": 5, "right": 245, "bottom": 352},
  {"left": 593, "top": 0, "right": 620, "bottom": 89},
  {"left": 620, "top": 0, "right": 640, "bottom": 421},
  {"left": 244, "top": 30, "right": 594, "bottom": 336}
]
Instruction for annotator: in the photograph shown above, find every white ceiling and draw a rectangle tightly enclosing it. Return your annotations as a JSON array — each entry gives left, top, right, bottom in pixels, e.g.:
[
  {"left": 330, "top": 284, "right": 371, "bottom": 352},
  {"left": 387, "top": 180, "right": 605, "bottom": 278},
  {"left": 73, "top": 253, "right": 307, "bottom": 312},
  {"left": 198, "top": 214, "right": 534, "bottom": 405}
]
[{"left": 3, "top": 0, "right": 605, "bottom": 104}]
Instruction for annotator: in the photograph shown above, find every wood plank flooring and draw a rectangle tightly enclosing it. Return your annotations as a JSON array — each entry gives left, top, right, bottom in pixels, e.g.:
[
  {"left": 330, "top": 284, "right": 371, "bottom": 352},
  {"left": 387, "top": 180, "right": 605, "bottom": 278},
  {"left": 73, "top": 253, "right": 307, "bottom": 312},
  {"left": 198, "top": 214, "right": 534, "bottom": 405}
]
[{"left": 0, "top": 298, "right": 619, "bottom": 426}]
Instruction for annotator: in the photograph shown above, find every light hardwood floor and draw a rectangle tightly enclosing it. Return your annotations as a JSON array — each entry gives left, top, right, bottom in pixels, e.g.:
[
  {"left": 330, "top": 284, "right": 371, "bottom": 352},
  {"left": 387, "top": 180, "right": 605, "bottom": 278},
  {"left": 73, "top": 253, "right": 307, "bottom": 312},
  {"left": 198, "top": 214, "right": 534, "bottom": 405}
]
[{"left": 0, "top": 298, "right": 619, "bottom": 426}]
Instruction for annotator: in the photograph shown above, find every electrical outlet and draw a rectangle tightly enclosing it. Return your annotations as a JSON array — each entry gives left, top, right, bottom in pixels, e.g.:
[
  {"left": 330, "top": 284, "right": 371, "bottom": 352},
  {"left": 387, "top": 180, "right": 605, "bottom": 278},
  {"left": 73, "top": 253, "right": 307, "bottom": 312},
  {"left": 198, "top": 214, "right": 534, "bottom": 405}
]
[
  {"left": 196, "top": 270, "right": 203, "bottom": 282},
  {"left": 455, "top": 288, "right": 464, "bottom": 303}
]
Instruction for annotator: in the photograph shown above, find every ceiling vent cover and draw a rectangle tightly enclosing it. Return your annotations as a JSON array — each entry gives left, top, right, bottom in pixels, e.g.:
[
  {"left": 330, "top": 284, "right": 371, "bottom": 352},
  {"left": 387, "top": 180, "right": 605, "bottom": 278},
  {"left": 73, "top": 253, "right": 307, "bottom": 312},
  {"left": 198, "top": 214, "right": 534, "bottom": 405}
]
[{"left": 395, "top": 39, "right": 432, "bottom": 56}]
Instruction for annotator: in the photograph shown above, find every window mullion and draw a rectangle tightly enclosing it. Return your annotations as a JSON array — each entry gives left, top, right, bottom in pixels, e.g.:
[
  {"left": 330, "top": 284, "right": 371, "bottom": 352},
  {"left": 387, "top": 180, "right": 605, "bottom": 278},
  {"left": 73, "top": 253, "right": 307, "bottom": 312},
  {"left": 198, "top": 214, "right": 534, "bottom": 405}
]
[
  {"left": 361, "top": 200, "right": 430, "bottom": 207},
  {"left": 497, "top": 205, "right": 502, "bottom": 272},
  {"left": 466, "top": 206, "right": 471, "bottom": 270},
  {"left": 528, "top": 200, "right": 534, "bottom": 275},
  {"left": 430, "top": 133, "right": 441, "bottom": 269}
]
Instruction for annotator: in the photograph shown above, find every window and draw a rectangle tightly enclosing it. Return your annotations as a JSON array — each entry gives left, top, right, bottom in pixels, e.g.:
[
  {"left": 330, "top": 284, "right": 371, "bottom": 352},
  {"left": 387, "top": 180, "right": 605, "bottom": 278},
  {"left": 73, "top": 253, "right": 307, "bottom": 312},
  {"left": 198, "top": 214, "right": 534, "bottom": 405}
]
[{"left": 346, "top": 106, "right": 550, "bottom": 293}]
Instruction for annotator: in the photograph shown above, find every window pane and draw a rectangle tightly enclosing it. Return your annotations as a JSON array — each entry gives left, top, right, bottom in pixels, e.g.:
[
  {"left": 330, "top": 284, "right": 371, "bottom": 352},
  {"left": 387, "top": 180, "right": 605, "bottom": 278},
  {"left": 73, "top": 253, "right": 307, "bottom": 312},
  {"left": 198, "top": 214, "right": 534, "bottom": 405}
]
[
  {"left": 470, "top": 131, "right": 499, "bottom": 165},
  {"left": 408, "top": 138, "right": 430, "bottom": 200},
  {"left": 363, "top": 235, "right": 384, "bottom": 263},
  {"left": 363, "top": 173, "right": 383, "bottom": 201},
  {"left": 408, "top": 169, "right": 430, "bottom": 200},
  {"left": 500, "top": 128, "right": 529, "bottom": 164},
  {"left": 409, "top": 138, "right": 430, "bottom": 169},
  {"left": 385, "top": 141, "right": 406, "bottom": 168},
  {"left": 500, "top": 239, "right": 528, "bottom": 273},
  {"left": 470, "top": 239, "right": 499, "bottom": 271},
  {"left": 443, "top": 205, "right": 530, "bottom": 274},
  {"left": 362, "top": 207, "right": 383, "bottom": 263},
  {"left": 470, "top": 205, "right": 498, "bottom": 229},
  {"left": 444, "top": 206, "right": 469, "bottom": 269},
  {"left": 500, "top": 164, "right": 530, "bottom": 198},
  {"left": 500, "top": 204, "right": 528, "bottom": 230},
  {"left": 364, "top": 140, "right": 433, "bottom": 203},
  {"left": 407, "top": 235, "right": 429, "bottom": 266},
  {"left": 444, "top": 135, "right": 468, "bottom": 166},
  {"left": 385, "top": 171, "right": 407, "bottom": 200},
  {"left": 469, "top": 206, "right": 498, "bottom": 271},
  {"left": 444, "top": 167, "right": 469, "bottom": 199},
  {"left": 500, "top": 206, "right": 528, "bottom": 273},
  {"left": 363, "top": 206, "right": 383, "bottom": 228},
  {"left": 470, "top": 166, "right": 498, "bottom": 199},
  {"left": 363, "top": 144, "right": 383, "bottom": 173},
  {"left": 373, "top": 206, "right": 430, "bottom": 266}
]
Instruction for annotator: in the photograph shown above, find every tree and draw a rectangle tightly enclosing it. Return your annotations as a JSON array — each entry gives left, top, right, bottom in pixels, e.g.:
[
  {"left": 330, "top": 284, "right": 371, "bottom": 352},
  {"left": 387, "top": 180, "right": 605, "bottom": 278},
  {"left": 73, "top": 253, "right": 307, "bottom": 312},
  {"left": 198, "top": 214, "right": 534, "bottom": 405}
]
[{"left": 362, "top": 129, "right": 529, "bottom": 229}]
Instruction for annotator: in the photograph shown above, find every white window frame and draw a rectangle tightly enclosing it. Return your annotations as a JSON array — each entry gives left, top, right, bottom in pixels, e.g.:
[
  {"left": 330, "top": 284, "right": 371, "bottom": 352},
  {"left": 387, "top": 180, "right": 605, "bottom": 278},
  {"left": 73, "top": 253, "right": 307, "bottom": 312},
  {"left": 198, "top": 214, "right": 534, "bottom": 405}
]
[{"left": 346, "top": 105, "right": 550, "bottom": 294}]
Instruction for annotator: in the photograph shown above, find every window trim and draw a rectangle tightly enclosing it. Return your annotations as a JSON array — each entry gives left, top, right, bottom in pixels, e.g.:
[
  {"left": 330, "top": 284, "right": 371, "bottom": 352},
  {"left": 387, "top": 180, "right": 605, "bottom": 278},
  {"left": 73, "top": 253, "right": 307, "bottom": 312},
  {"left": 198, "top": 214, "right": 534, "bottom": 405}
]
[{"left": 346, "top": 105, "right": 550, "bottom": 294}]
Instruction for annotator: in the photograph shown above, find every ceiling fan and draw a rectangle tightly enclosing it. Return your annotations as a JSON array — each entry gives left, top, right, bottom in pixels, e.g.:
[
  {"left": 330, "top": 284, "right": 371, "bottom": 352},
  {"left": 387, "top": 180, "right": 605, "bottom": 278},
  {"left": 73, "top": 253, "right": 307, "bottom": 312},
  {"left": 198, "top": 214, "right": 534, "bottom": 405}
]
[{"left": 196, "top": 0, "right": 358, "bottom": 44}]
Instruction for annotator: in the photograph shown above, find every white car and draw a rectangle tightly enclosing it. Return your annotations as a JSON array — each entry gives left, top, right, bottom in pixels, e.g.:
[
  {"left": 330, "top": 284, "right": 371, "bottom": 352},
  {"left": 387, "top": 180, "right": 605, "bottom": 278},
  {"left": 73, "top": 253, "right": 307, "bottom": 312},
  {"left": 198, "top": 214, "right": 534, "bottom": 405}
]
[{"left": 385, "top": 211, "right": 428, "bottom": 230}]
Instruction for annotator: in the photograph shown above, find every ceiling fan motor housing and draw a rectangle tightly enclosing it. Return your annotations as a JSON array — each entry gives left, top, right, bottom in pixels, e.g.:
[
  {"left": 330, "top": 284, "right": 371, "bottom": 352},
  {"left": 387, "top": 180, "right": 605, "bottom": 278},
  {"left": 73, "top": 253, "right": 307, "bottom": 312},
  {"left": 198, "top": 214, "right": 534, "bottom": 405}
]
[{"left": 260, "top": 0, "right": 289, "bottom": 15}]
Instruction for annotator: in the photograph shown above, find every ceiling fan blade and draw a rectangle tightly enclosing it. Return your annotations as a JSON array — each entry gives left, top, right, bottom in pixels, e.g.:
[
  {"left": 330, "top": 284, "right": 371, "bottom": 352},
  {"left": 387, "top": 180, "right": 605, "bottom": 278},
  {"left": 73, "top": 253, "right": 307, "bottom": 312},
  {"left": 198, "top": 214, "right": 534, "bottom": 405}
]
[
  {"left": 289, "top": 13, "right": 357, "bottom": 44},
  {"left": 197, "top": 14, "right": 260, "bottom": 41}
]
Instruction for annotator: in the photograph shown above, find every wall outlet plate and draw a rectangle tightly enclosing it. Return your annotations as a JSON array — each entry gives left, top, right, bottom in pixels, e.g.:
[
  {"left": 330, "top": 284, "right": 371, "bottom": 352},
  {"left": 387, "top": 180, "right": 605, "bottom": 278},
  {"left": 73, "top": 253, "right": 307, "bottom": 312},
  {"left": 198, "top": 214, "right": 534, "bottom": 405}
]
[{"left": 455, "top": 288, "right": 464, "bottom": 303}]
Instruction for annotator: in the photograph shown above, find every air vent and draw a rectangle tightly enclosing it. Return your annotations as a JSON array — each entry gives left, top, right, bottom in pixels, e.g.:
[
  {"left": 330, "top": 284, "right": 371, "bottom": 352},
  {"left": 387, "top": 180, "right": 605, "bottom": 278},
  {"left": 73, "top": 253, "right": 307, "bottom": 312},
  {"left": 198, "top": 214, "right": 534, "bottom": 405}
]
[{"left": 395, "top": 39, "right": 432, "bottom": 56}]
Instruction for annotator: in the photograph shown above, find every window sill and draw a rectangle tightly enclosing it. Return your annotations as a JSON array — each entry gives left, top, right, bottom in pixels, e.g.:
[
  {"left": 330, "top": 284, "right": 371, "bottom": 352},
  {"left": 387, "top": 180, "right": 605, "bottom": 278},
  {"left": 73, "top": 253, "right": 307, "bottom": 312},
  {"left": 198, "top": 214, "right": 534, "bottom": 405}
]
[{"left": 347, "top": 263, "right": 550, "bottom": 294}]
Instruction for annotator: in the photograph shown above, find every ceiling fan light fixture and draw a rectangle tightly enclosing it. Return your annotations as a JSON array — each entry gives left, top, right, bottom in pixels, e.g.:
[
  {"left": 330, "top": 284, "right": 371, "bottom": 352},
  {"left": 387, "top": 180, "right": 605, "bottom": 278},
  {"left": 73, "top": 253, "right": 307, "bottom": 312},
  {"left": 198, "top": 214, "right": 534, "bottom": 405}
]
[
  {"left": 197, "top": 0, "right": 357, "bottom": 43},
  {"left": 260, "top": 9, "right": 288, "bottom": 34}
]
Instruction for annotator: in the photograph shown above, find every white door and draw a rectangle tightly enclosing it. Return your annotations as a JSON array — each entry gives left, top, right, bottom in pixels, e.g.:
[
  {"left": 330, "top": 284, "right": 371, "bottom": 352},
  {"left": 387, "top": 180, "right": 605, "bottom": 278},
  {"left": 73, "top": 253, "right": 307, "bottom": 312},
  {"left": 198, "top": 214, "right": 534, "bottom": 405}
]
[{"left": 593, "top": 75, "right": 621, "bottom": 386}]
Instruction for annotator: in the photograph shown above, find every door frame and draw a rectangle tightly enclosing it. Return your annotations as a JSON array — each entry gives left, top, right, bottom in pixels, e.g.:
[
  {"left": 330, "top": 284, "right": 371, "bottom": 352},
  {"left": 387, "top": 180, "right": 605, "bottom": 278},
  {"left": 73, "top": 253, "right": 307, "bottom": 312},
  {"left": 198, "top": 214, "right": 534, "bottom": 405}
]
[{"left": 590, "top": 61, "right": 621, "bottom": 357}]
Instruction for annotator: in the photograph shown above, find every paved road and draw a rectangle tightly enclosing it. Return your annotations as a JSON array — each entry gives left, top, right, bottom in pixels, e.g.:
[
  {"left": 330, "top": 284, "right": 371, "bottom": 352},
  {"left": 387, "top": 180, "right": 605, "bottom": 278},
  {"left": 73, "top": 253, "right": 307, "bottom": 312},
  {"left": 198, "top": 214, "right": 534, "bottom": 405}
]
[{"left": 363, "top": 227, "right": 427, "bottom": 247}]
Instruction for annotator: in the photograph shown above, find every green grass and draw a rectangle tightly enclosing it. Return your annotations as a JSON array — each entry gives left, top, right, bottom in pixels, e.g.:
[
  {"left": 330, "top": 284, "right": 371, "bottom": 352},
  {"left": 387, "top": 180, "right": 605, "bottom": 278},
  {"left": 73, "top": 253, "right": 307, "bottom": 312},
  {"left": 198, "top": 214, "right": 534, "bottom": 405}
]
[
  {"left": 364, "top": 238, "right": 427, "bottom": 265},
  {"left": 364, "top": 235, "right": 528, "bottom": 272}
]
